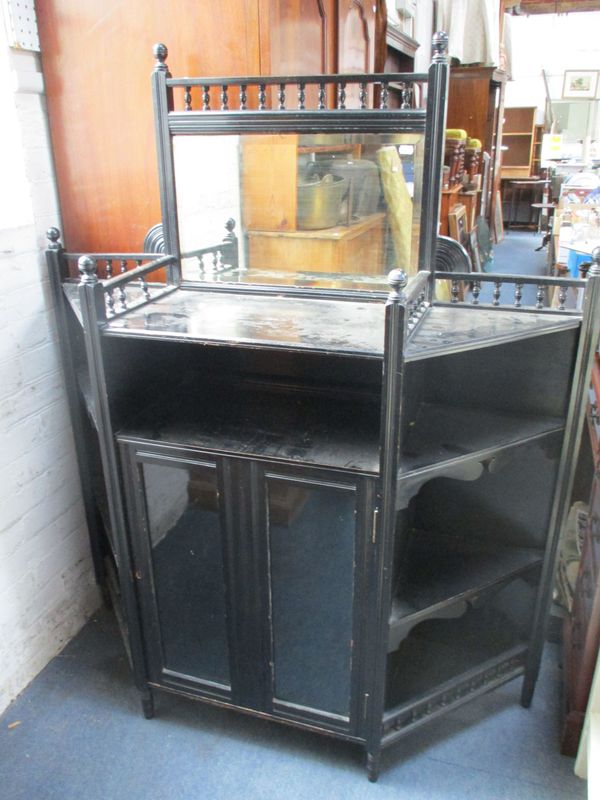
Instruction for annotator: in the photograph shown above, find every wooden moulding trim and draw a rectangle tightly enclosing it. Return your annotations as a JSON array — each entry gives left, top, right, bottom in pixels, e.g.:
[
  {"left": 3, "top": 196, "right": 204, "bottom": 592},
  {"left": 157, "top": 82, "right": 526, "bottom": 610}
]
[{"left": 166, "top": 110, "right": 427, "bottom": 135}]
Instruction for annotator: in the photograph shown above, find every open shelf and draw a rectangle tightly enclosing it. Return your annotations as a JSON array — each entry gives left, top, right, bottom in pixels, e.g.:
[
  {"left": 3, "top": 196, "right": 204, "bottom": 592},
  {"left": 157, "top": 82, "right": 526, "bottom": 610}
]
[
  {"left": 400, "top": 402, "right": 564, "bottom": 476},
  {"left": 389, "top": 530, "right": 542, "bottom": 650},
  {"left": 117, "top": 374, "right": 381, "bottom": 474},
  {"left": 385, "top": 576, "right": 535, "bottom": 710}
]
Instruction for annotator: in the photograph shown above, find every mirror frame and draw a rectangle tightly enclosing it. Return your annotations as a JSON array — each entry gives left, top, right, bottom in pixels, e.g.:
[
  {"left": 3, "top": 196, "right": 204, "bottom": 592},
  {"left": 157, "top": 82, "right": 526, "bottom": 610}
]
[{"left": 151, "top": 34, "right": 449, "bottom": 301}]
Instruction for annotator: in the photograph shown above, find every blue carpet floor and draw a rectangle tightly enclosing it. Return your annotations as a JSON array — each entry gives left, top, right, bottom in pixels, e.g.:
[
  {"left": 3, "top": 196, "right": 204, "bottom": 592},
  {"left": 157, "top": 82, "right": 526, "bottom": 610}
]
[
  {"left": 480, "top": 230, "right": 550, "bottom": 306},
  {"left": 0, "top": 232, "right": 586, "bottom": 799},
  {"left": 0, "top": 609, "right": 585, "bottom": 799}
]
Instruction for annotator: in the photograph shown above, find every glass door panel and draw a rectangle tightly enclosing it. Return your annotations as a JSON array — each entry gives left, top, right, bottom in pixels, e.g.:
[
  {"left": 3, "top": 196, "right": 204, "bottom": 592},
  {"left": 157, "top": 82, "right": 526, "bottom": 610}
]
[
  {"left": 267, "top": 477, "right": 356, "bottom": 717},
  {"left": 141, "top": 460, "right": 230, "bottom": 687}
]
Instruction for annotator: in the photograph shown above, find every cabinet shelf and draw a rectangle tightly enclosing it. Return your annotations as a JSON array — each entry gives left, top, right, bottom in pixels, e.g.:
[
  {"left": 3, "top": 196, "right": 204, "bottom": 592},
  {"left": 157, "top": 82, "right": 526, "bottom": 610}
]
[
  {"left": 400, "top": 402, "right": 564, "bottom": 476},
  {"left": 388, "top": 531, "right": 543, "bottom": 650},
  {"left": 117, "top": 377, "right": 381, "bottom": 474},
  {"left": 385, "top": 581, "right": 534, "bottom": 711}
]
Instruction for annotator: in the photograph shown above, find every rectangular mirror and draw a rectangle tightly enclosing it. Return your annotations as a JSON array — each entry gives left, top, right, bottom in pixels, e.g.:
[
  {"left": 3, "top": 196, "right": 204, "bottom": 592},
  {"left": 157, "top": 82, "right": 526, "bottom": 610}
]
[{"left": 174, "top": 131, "right": 424, "bottom": 292}]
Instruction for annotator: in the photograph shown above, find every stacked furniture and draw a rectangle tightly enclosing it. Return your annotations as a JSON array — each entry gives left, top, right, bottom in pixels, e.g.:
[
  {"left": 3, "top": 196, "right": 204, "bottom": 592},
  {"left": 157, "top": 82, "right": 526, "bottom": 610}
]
[
  {"left": 445, "top": 66, "right": 507, "bottom": 230},
  {"left": 46, "top": 33, "right": 600, "bottom": 781},
  {"left": 444, "top": 129, "right": 467, "bottom": 187}
]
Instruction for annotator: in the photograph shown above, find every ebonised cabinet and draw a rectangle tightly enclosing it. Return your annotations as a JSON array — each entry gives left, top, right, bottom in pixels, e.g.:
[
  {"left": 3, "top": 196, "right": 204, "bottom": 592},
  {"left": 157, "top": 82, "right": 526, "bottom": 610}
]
[{"left": 45, "top": 35, "right": 600, "bottom": 781}]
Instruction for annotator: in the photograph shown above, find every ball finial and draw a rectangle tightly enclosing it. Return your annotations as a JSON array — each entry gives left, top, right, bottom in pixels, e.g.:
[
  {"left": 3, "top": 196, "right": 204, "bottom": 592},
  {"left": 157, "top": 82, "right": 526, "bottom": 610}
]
[
  {"left": 46, "top": 227, "right": 61, "bottom": 249},
  {"left": 388, "top": 268, "right": 408, "bottom": 292},
  {"left": 153, "top": 43, "right": 168, "bottom": 70},
  {"left": 225, "top": 218, "right": 236, "bottom": 233},
  {"left": 78, "top": 256, "right": 98, "bottom": 285},
  {"left": 590, "top": 246, "right": 600, "bottom": 277},
  {"left": 432, "top": 31, "right": 449, "bottom": 62},
  {"left": 387, "top": 269, "right": 408, "bottom": 303}
]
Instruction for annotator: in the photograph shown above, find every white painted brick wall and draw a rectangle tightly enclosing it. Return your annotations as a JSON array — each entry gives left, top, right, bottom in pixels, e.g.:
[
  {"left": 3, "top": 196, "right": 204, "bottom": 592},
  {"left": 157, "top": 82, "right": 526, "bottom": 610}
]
[{"left": 0, "top": 38, "right": 100, "bottom": 715}]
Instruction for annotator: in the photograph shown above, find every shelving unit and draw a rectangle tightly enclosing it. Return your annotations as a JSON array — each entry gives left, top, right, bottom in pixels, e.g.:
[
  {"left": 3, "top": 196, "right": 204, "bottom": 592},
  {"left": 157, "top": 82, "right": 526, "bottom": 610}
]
[
  {"left": 45, "top": 37, "right": 600, "bottom": 783},
  {"left": 500, "top": 106, "right": 538, "bottom": 179},
  {"left": 532, "top": 124, "right": 545, "bottom": 177}
]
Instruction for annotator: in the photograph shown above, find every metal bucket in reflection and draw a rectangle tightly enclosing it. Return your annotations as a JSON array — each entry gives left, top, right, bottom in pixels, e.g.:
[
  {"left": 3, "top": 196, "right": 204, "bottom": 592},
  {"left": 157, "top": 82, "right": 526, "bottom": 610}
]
[{"left": 297, "top": 174, "right": 348, "bottom": 230}]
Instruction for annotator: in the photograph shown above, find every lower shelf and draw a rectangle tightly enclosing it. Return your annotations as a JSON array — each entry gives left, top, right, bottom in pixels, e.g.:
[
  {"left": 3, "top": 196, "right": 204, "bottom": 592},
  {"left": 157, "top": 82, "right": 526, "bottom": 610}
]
[
  {"left": 383, "top": 644, "right": 527, "bottom": 744},
  {"left": 385, "top": 577, "right": 535, "bottom": 714}
]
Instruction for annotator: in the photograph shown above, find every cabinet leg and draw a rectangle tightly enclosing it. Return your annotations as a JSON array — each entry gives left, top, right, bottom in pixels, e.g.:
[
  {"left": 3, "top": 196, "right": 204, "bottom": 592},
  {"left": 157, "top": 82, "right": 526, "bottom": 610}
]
[
  {"left": 366, "top": 751, "right": 381, "bottom": 783},
  {"left": 520, "top": 675, "right": 535, "bottom": 708},
  {"left": 140, "top": 688, "right": 155, "bottom": 719},
  {"left": 100, "top": 582, "right": 112, "bottom": 611}
]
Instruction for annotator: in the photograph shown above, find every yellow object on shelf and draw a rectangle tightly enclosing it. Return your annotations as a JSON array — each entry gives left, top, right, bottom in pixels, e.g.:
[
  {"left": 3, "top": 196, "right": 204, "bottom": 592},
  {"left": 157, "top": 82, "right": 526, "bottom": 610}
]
[
  {"left": 467, "top": 138, "right": 482, "bottom": 149},
  {"left": 445, "top": 128, "right": 468, "bottom": 140}
]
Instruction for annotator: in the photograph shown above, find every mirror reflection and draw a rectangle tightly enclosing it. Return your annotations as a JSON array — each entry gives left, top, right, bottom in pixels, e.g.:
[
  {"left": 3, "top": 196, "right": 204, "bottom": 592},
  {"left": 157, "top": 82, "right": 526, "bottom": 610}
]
[{"left": 174, "top": 132, "right": 424, "bottom": 291}]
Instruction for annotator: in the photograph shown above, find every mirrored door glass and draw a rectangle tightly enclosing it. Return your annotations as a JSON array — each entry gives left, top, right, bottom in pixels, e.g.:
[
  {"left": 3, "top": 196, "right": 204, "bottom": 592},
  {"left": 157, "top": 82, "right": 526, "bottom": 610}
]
[{"left": 142, "top": 461, "right": 230, "bottom": 686}]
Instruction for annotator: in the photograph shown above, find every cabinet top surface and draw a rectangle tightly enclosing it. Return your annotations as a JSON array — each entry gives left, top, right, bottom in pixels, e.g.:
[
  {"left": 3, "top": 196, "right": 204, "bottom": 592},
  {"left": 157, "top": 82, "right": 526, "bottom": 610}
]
[{"left": 63, "top": 283, "right": 581, "bottom": 359}]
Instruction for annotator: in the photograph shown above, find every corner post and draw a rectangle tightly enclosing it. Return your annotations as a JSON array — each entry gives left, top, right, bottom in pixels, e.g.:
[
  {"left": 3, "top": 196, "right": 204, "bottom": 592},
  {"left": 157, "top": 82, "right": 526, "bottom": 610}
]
[
  {"left": 45, "top": 230, "right": 108, "bottom": 591},
  {"left": 418, "top": 32, "right": 449, "bottom": 300},
  {"left": 365, "top": 269, "right": 408, "bottom": 782},
  {"left": 152, "top": 43, "right": 180, "bottom": 284},
  {"left": 522, "top": 247, "right": 600, "bottom": 707},
  {"left": 77, "top": 256, "right": 152, "bottom": 706}
]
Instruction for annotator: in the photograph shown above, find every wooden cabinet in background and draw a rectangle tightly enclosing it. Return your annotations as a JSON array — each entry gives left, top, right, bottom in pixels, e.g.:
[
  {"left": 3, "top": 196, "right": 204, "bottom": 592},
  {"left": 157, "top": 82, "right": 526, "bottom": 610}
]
[
  {"left": 247, "top": 213, "right": 385, "bottom": 275},
  {"left": 501, "top": 107, "right": 538, "bottom": 180},
  {"left": 446, "top": 66, "right": 506, "bottom": 231},
  {"left": 37, "top": 0, "right": 386, "bottom": 256}
]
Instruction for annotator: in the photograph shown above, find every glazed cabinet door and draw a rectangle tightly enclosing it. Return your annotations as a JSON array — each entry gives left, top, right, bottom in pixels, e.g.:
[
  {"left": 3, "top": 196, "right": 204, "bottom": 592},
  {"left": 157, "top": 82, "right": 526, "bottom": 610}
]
[
  {"left": 121, "top": 443, "right": 373, "bottom": 733},
  {"left": 254, "top": 464, "right": 373, "bottom": 735},
  {"left": 122, "top": 447, "right": 233, "bottom": 702}
]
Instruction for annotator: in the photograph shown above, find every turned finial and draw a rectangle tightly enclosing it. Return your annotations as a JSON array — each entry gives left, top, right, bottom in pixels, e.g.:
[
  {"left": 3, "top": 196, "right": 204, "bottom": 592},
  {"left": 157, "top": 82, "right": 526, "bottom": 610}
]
[
  {"left": 78, "top": 256, "right": 98, "bottom": 285},
  {"left": 225, "top": 218, "right": 236, "bottom": 234},
  {"left": 432, "top": 31, "right": 449, "bottom": 63},
  {"left": 387, "top": 269, "right": 408, "bottom": 303},
  {"left": 590, "top": 246, "right": 600, "bottom": 277},
  {"left": 46, "top": 227, "right": 61, "bottom": 250},
  {"left": 153, "top": 43, "right": 168, "bottom": 71}
]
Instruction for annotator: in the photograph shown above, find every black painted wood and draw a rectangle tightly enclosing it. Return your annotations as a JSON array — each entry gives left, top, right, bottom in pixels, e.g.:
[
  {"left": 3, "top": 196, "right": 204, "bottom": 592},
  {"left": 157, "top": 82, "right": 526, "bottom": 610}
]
[{"left": 42, "top": 36, "right": 600, "bottom": 782}]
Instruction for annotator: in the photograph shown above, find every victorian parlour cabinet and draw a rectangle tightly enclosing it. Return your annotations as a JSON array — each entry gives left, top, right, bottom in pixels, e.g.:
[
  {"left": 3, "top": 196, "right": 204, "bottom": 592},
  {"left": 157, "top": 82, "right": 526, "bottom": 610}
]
[{"left": 46, "top": 33, "right": 600, "bottom": 781}]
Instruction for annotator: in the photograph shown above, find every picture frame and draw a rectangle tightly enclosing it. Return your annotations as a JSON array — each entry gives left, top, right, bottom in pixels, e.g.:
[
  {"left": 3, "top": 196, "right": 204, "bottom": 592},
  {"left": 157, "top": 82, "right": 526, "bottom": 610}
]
[
  {"left": 448, "top": 204, "right": 469, "bottom": 251},
  {"left": 469, "top": 229, "right": 482, "bottom": 272},
  {"left": 562, "top": 70, "right": 598, "bottom": 100}
]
